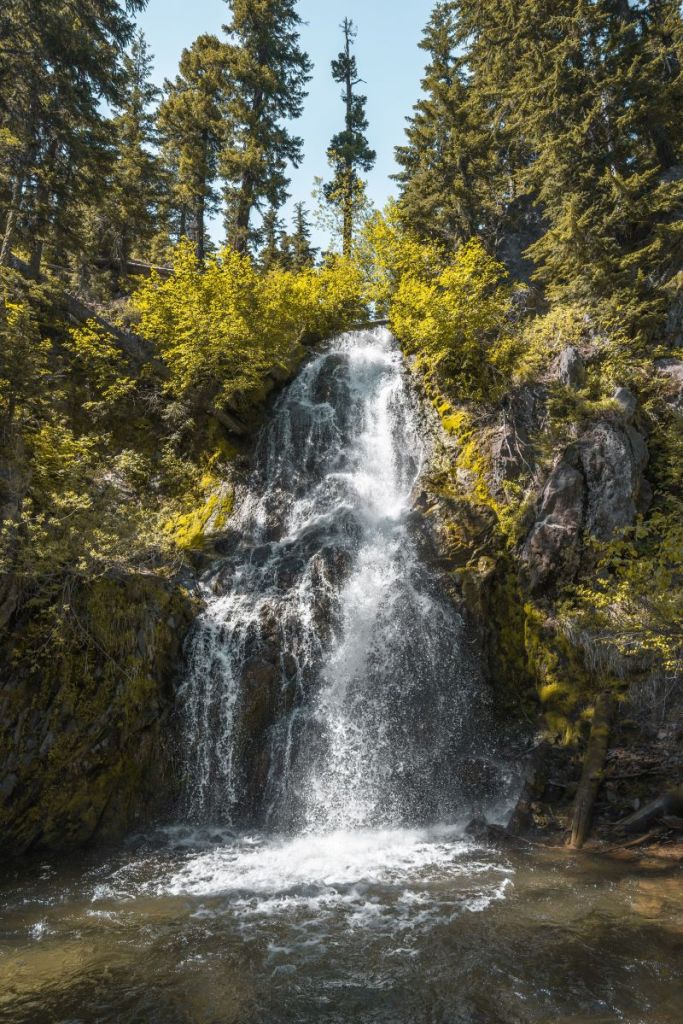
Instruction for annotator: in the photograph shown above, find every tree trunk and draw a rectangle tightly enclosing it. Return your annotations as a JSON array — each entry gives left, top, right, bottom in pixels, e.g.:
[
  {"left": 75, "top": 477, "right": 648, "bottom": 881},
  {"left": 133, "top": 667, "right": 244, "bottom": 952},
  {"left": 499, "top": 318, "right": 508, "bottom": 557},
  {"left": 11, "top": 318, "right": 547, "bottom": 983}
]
[
  {"left": 342, "top": 34, "right": 354, "bottom": 258},
  {"left": 28, "top": 239, "right": 44, "bottom": 281},
  {"left": 231, "top": 180, "right": 253, "bottom": 255},
  {"left": 342, "top": 172, "right": 353, "bottom": 258},
  {"left": 570, "top": 690, "right": 615, "bottom": 849},
  {"left": 0, "top": 174, "right": 23, "bottom": 266},
  {"left": 196, "top": 198, "right": 205, "bottom": 263},
  {"left": 29, "top": 138, "right": 59, "bottom": 280}
]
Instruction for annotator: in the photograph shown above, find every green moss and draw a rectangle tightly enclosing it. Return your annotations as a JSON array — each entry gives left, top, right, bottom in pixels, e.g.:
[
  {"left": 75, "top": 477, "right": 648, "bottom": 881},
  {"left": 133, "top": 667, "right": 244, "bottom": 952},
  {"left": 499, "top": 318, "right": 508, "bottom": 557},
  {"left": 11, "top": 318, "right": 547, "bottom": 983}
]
[
  {"left": 163, "top": 481, "right": 235, "bottom": 551},
  {"left": 523, "top": 602, "right": 598, "bottom": 744},
  {"left": 0, "top": 574, "right": 197, "bottom": 854}
]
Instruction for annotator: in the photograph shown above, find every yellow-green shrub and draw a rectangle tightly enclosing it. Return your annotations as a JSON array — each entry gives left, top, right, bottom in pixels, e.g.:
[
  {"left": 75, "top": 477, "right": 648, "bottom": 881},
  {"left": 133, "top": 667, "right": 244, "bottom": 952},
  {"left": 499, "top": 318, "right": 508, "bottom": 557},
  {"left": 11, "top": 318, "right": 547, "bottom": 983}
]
[
  {"left": 367, "top": 212, "right": 512, "bottom": 402},
  {"left": 132, "top": 241, "right": 367, "bottom": 405}
]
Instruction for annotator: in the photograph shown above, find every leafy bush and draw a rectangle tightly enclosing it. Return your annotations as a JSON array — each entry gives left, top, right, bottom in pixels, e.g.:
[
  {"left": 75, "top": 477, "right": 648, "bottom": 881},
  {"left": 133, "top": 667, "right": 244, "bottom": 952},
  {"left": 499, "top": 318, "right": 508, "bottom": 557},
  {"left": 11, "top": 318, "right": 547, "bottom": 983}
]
[
  {"left": 132, "top": 241, "right": 367, "bottom": 406},
  {"left": 367, "top": 212, "right": 511, "bottom": 402}
]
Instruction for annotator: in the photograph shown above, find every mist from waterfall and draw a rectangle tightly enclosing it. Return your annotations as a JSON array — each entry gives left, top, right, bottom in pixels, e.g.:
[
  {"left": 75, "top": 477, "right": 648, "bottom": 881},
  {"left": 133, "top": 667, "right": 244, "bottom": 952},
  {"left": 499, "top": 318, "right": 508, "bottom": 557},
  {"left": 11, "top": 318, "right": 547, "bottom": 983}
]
[{"left": 179, "top": 328, "right": 513, "bottom": 832}]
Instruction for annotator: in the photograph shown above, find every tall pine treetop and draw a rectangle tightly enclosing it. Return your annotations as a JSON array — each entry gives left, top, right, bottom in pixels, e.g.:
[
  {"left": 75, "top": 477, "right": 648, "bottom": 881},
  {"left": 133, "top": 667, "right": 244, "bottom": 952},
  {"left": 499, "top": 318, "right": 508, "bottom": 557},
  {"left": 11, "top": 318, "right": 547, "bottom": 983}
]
[{"left": 324, "top": 19, "right": 376, "bottom": 256}]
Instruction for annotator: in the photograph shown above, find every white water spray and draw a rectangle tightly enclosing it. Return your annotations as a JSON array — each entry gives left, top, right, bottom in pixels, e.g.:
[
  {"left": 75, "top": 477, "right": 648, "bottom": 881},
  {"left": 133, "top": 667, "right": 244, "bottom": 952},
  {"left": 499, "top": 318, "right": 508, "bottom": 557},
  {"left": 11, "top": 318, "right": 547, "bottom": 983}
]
[{"left": 180, "top": 329, "right": 511, "bottom": 831}]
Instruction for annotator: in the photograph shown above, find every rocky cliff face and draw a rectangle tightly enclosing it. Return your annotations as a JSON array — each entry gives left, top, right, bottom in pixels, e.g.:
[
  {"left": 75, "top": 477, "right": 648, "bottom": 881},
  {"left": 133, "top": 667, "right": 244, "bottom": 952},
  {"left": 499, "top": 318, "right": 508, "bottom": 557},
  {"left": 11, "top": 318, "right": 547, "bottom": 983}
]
[
  {"left": 418, "top": 347, "right": 682, "bottom": 841},
  {"left": 0, "top": 574, "right": 198, "bottom": 855}
]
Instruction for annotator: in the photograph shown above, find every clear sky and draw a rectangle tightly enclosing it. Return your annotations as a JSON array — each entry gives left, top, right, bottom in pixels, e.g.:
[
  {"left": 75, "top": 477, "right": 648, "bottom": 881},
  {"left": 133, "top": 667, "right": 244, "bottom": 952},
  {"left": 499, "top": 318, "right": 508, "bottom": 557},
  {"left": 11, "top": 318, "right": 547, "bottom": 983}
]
[{"left": 137, "top": 0, "right": 435, "bottom": 248}]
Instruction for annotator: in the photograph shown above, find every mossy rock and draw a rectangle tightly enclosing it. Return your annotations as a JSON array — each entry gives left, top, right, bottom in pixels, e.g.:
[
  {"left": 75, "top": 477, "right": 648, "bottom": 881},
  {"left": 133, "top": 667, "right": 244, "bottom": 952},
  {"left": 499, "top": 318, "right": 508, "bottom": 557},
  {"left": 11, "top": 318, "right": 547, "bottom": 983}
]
[{"left": 0, "top": 572, "right": 199, "bottom": 856}]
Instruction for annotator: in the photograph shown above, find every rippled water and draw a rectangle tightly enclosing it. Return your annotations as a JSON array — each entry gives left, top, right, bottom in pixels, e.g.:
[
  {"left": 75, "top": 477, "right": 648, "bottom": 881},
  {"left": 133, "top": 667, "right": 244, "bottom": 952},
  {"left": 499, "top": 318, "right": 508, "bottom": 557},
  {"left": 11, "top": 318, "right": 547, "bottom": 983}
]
[{"left": 1, "top": 829, "right": 681, "bottom": 1023}]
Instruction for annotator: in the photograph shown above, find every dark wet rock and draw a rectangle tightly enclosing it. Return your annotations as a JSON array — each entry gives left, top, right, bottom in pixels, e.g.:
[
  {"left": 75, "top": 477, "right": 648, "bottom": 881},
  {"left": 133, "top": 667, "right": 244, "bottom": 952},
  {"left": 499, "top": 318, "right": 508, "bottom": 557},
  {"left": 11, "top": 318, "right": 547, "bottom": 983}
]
[
  {"left": 310, "top": 353, "right": 349, "bottom": 404},
  {"left": 555, "top": 346, "right": 586, "bottom": 389},
  {"left": 0, "top": 574, "right": 199, "bottom": 857},
  {"left": 239, "top": 659, "right": 279, "bottom": 734},
  {"left": 282, "top": 652, "right": 298, "bottom": 678},
  {"left": 251, "top": 544, "right": 273, "bottom": 566},
  {"left": 275, "top": 556, "right": 305, "bottom": 589},
  {"left": 464, "top": 817, "right": 510, "bottom": 843}
]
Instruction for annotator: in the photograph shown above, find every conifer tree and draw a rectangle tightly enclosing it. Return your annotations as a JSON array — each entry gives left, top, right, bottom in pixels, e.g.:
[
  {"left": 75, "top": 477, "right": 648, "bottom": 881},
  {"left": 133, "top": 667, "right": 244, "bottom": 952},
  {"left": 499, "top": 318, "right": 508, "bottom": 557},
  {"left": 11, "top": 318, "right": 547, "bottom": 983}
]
[
  {"left": 396, "top": 1, "right": 539, "bottom": 266},
  {"left": 394, "top": 3, "right": 478, "bottom": 247},
  {"left": 98, "top": 31, "right": 162, "bottom": 274},
  {"left": 287, "top": 202, "right": 318, "bottom": 269},
  {"left": 157, "top": 34, "right": 229, "bottom": 262},
  {"left": 401, "top": 0, "right": 683, "bottom": 331},
  {"left": 221, "top": 0, "right": 312, "bottom": 254},
  {"left": 324, "top": 19, "right": 376, "bottom": 257},
  {"left": 259, "top": 206, "right": 286, "bottom": 270},
  {"left": 493, "top": 0, "right": 683, "bottom": 331},
  {"left": 0, "top": 0, "right": 148, "bottom": 276}
]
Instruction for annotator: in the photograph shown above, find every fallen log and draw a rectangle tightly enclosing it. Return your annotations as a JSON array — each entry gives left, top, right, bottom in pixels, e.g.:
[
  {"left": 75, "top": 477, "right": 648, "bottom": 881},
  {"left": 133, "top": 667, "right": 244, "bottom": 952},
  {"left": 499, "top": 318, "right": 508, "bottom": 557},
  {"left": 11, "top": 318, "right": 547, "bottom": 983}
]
[
  {"left": 613, "top": 786, "right": 683, "bottom": 834},
  {"left": 8, "top": 252, "right": 169, "bottom": 377}
]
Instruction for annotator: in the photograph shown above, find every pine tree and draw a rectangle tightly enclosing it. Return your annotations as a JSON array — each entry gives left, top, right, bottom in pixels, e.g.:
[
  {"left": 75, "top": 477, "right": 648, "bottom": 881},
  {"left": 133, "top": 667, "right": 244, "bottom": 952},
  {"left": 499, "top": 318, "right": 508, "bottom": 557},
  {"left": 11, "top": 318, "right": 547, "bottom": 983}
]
[
  {"left": 259, "top": 206, "right": 286, "bottom": 270},
  {"left": 401, "top": 0, "right": 683, "bottom": 333},
  {"left": 324, "top": 19, "right": 376, "bottom": 257},
  {"left": 0, "top": 0, "right": 148, "bottom": 276},
  {"left": 397, "top": 1, "right": 540, "bottom": 267},
  {"left": 221, "top": 0, "right": 312, "bottom": 254},
  {"left": 496, "top": 0, "right": 683, "bottom": 332},
  {"left": 394, "top": 3, "right": 478, "bottom": 247},
  {"left": 157, "top": 34, "right": 229, "bottom": 262},
  {"left": 97, "top": 31, "right": 162, "bottom": 274},
  {"left": 287, "top": 202, "right": 318, "bottom": 269}
]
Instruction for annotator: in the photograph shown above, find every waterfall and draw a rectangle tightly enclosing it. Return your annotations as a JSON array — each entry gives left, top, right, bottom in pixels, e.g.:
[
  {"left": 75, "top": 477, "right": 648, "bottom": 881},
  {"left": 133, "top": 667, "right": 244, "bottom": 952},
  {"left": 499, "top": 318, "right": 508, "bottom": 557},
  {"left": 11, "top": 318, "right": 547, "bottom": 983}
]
[{"left": 179, "top": 329, "right": 509, "bottom": 831}]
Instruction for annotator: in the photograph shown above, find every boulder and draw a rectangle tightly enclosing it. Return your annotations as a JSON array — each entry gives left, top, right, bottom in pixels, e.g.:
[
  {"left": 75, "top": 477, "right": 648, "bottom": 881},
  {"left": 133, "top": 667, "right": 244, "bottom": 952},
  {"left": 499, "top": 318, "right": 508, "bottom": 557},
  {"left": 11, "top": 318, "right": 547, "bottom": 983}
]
[
  {"left": 655, "top": 358, "right": 683, "bottom": 412},
  {"left": 579, "top": 421, "right": 649, "bottom": 540},
  {"left": 521, "top": 450, "right": 585, "bottom": 590},
  {"left": 521, "top": 418, "right": 650, "bottom": 588},
  {"left": 556, "top": 346, "right": 586, "bottom": 389},
  {"left": 612, "top": 386, "right": 637, "bottom": 423}
]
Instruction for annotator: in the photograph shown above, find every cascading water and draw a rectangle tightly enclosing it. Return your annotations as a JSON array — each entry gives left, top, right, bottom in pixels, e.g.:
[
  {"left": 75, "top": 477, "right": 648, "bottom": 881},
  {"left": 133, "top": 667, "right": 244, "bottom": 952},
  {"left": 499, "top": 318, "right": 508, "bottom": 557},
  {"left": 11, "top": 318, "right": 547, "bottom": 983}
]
[{"left": 180, "top": 328, "right": 512, "bottom": 831}]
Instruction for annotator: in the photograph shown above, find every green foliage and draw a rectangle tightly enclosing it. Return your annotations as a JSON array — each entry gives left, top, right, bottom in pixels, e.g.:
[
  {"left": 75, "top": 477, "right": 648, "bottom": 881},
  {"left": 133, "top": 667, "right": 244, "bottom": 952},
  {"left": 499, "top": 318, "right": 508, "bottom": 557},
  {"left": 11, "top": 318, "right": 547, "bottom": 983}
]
[
  {"left": 91, "top": 30, "right": 163, "bottom": 273},
  {"left": 285, "top": 202, "right": 318, "bottom": 270},
  {"left": 396, "top": 0, "right": 683, "bottom": 341},
  {"left": 156, "top": 33, "right": 228, "bottom": 262},
  {"left": 0, "top": 0, "right": 148, "bottom": 274},
  {"left": 376, "top": 221, "right": 512, "bottom": 402},
  {"left": 132, "top": 240, "right": 367, "bottom": 405},
  {"left": 221, "top": 0, "right": 312, "bottom": 253}
]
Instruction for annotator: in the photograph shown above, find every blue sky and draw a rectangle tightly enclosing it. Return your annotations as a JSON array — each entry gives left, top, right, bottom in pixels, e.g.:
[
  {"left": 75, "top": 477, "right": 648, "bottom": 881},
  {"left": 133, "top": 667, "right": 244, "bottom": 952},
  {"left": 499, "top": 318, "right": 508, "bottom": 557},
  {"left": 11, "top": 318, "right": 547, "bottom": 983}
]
[{"left": 137, "top": 0, "right": 435, "bottom": 248}]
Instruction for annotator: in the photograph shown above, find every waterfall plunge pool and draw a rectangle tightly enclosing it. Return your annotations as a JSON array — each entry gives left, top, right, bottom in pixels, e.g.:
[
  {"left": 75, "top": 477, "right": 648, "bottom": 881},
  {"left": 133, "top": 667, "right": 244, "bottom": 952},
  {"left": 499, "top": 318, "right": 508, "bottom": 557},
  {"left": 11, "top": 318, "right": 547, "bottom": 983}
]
[{"left": 1, "top": 827, "right": 681, "bottom": 1023}]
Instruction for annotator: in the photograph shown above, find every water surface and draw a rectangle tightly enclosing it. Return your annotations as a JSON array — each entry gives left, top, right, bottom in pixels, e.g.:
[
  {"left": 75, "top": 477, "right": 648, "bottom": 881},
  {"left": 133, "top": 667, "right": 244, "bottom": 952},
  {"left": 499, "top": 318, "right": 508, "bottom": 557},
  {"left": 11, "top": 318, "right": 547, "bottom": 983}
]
[{"left": 1, "top": 828, "right": 681, "bottom": 1023}]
